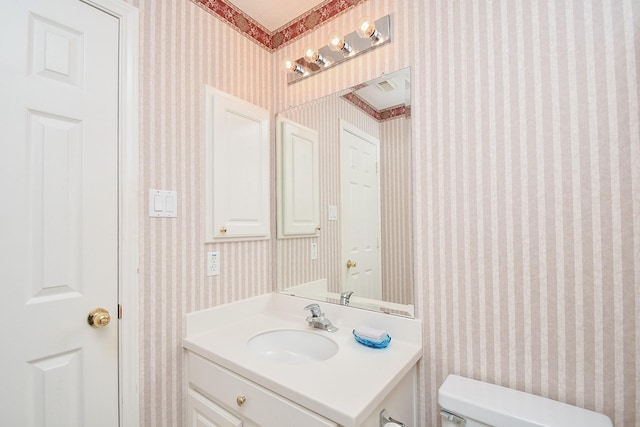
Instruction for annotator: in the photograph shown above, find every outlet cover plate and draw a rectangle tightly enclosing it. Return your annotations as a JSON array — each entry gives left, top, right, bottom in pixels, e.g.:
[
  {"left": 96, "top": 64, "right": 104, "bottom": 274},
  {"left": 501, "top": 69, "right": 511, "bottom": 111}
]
[{"left": 207, "top": 251, "right": 219, "bottom": 276}]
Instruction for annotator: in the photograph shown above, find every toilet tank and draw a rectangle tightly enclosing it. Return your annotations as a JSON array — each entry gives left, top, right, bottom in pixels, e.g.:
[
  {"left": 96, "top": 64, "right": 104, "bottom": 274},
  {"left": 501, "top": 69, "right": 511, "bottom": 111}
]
[{"left": 438, "top": 375, "right": 613, "bottom": 427}]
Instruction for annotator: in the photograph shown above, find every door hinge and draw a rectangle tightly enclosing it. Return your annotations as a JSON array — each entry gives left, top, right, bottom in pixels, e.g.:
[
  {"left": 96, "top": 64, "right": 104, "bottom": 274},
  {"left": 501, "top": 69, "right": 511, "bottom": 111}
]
[{"left": 118, "top": 304, "right": 123, "bottom": 319}]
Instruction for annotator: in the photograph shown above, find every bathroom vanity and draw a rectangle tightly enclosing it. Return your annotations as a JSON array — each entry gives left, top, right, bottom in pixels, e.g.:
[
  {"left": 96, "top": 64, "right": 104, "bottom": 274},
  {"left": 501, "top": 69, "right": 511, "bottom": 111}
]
[{"left": 183, "top": 293, "right": 422, "bottom": 427}]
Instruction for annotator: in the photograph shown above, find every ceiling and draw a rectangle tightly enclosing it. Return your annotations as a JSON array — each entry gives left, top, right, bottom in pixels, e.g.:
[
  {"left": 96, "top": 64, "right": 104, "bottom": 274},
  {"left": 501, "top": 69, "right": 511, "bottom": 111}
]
[
  {"left": 227, "top": 0, "right": 326, "bottom": 31},
  {"left": 353, "top": 68, "right": 411, "bottom": 111}
]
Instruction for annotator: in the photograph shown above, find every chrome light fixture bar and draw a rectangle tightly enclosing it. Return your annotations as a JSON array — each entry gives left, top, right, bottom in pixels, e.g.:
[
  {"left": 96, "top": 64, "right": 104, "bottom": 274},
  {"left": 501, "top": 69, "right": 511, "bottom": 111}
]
[{"left": 285, "top": 15, "right": 392, "bottom": 85}]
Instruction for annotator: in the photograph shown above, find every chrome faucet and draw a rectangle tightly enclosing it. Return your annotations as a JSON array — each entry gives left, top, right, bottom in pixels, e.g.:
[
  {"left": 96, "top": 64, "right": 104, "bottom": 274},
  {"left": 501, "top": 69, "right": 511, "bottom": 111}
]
[
  {"left": 340, "top": 290, "right": 354, "bottom": 306},
  {"left": 304, "top": 303, "right": 338, "bottom": 332}
]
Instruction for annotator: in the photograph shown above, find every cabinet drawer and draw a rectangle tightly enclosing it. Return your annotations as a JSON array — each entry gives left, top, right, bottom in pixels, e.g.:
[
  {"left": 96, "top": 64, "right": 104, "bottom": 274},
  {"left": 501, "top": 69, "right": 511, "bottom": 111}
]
[
  {"left": 187, "top": 388, "right": 242, "bottom": 427},
  {"left": 188, "top": 353, "right": 336, "bottom": 427}
]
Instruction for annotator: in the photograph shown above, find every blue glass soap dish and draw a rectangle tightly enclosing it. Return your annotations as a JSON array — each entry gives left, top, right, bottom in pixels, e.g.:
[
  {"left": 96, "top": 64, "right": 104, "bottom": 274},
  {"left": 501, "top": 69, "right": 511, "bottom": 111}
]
[{"left": 352, "top": 329, "right": 391, "bottom": 349}]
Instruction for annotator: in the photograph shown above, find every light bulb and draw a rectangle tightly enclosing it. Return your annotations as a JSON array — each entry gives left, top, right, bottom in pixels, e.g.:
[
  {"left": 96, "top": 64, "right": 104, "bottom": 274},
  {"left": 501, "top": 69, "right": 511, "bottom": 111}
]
[
  {"left": 284, "top": 59, "right": 305, "bottom": 75},
  {"left": 283, "top": 59, "right": 294, "bottom": 71},
  {"left": 327, "top": 32, "right": 352, "bottom": 55},
  {"left": 304, "top": 48, "right": 327, "bottom": 66},
  {"left": 304, "top": 48, "right": 315, "bottom": 61},
  {"left": 357, "top": 17, "right": 381, "bottom": 42},
  {"left": 328, "top": 32, "right": 342, "bottom": 50}
]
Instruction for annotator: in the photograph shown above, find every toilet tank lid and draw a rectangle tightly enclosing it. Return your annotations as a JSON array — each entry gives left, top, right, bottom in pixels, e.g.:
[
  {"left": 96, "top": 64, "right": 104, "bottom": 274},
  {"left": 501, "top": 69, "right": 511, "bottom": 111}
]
[{"left": 438, "top": 375, "right": 613, "bottom": 427}]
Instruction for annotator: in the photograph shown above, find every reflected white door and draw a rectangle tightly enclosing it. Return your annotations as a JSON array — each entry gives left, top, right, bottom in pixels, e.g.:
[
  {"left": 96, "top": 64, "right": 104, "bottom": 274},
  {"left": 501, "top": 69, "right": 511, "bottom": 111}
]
[
  {"left": 340, "top": 120, "right": 382, "bottom": 300},
  {"left": 0, "top": 0, "right": 119, "bottom": 425}
]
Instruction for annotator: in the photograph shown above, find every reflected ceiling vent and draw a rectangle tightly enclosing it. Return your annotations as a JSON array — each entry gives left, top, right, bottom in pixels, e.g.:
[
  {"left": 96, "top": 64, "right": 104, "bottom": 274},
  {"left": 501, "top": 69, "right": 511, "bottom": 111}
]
[{"left": 376, "top": 79, "right": 396, "bottom": 92}]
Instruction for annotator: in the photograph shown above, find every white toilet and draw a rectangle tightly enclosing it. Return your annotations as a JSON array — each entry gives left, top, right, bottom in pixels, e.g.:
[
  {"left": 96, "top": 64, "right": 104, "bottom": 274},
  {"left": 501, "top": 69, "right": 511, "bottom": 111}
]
[{"left": 438, "top": 374, "right": 613, "bottom": 427}]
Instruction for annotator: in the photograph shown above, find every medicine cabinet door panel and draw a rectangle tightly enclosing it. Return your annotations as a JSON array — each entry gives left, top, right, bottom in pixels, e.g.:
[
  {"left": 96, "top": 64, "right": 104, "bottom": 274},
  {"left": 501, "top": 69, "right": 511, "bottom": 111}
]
[
  {"left": 205, "top": 87, "right": 270, "bottom": 242},
  {"left": 277, "top": 117, "right": 320, "bottom": 238}
]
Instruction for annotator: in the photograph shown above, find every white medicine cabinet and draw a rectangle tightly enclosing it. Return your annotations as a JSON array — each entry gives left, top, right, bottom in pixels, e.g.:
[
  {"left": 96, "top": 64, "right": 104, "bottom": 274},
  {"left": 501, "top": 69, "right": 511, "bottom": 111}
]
[{"left": 204, "top": 86, "right": 270, "bottom": 242}]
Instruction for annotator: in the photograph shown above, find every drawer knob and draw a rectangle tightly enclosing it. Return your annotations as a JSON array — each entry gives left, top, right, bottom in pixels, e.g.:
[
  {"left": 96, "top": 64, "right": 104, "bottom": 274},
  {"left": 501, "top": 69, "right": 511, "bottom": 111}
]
[{"left": 236, "top": 395, "right": 246, "bottom": 407}]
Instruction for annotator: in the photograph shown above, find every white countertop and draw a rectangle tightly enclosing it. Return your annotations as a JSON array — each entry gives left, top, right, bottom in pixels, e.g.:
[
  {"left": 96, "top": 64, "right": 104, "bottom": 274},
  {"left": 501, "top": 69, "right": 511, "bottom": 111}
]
[{"left": 183, "top": 293, "right": 422, "bottom": 427}]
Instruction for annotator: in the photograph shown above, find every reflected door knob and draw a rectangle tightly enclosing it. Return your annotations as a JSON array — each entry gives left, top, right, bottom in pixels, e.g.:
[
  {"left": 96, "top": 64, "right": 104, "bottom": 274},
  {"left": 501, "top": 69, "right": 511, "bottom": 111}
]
[
  {"left": 346, "top": 260, "right": 357, "bottom": 268},
  {"left": 87, "top": 308, "right": 111, "bottom": 328}
]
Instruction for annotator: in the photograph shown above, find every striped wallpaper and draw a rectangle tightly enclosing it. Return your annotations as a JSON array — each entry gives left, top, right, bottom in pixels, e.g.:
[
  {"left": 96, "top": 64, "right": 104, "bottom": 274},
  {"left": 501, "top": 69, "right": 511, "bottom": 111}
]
[
  {"left": 380, "top": 116, "right": 413, "bottom": 304},
  {"left": 131, "top": 0, "right": 639, "bottom": 426},
  {"left": 413, "top": 0, "right": 640, "bottom": 425},
  {"left": 130, "top": 0, "right": 274, "bottom": 425}
]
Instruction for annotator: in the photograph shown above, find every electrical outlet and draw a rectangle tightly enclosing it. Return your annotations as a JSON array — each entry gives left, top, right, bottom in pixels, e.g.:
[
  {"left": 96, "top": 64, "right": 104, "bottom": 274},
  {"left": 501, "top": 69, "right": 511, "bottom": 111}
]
[{"left": 207, "top": 251, "right": 220, "bottom": 276}]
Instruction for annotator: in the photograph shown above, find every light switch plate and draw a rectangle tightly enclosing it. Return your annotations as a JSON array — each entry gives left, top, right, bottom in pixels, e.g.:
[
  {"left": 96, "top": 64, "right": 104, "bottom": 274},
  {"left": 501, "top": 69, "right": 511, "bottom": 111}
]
[
  {"left": 149, "top": 189, "right": 177, "bottom": 217},
  {"left": 310, "top": 242, "right": 318, "bottom": 260},
  {"left": 328, "top": 205, "right": 338, "bottom": 221}
]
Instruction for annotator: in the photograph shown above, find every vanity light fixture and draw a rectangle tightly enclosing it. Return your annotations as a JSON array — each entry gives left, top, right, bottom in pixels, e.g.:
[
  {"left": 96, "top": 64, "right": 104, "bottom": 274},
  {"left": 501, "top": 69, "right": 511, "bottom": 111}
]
[
  {"left": 356, "top": 17, "right": 382, "bottom": 43},
  {"left": 304, "top": 48, "right": 328, "bottom": 66},
  {"left": 284, "top": 59, "right": 305, "bottom": 76},
  {"left": 285, "top": 15, "right": 392, "bottom": 84},
  {"left": 328, "top": 32, "right": 353, "bottom": 56}
]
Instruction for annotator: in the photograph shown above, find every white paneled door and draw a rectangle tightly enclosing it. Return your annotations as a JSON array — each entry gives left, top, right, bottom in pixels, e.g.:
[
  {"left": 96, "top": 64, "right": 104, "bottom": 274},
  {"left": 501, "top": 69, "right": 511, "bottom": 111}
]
[
  {"left": 340, "top": 120, "right": 382, "bottom": 300},
  {"left": 0, "top": 0, "right": 120, "bottom": 425}
]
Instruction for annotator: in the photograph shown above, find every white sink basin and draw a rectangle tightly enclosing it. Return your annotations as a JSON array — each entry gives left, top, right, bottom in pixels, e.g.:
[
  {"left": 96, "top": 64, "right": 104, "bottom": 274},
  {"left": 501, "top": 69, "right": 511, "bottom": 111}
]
[{"left": 247, "top": 329, "right": 338, "bottom": 364}]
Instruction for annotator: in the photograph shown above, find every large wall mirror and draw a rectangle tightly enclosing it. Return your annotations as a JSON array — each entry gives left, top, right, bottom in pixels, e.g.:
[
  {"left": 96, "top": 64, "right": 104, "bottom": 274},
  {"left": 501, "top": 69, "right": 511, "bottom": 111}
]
[{"left": 276, "top": 67, "right": 414, "bottom": 317}]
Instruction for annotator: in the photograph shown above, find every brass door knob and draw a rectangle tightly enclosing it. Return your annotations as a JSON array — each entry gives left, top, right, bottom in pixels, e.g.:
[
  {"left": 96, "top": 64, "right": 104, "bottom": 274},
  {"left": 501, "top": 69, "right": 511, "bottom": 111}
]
[
  {"left": 346, "top": 260, "right": 357, "bottom": 268},
  {"left": 87, "top": 308, "right": 111, "bottom": 328},
  {"left": 236, "top": 395, "right": 246, "bottom": 407},
  {"left": 220, "top": 226, "right": 227, "bottom": 234}
]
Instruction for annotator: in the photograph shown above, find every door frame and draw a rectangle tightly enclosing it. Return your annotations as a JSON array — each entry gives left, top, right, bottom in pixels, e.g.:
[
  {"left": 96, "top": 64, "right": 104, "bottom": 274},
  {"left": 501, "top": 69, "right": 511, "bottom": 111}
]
[{"left": 81, "top": 0, "right": 139, "bottom": 425}]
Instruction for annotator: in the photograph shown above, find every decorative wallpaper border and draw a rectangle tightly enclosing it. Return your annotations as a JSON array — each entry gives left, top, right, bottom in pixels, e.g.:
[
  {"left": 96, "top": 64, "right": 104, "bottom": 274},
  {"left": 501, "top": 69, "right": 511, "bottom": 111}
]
[
  {"left": 342, "top": 91, "right": 410, "bottom": 122},
  {"left": 191, "top": 0, "right": 366, "bottom": 51}
]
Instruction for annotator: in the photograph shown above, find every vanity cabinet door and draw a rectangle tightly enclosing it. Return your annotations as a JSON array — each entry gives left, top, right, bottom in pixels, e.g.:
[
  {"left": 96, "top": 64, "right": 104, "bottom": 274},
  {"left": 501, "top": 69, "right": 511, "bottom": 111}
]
[
  {"left": 188, "top": 353, "right": 337, "bottom": 427},
  {"left": 187, "top": 388, "right": 243, "bottom": 427},
  {"left": 204, "top": 86, "right": 270, "bottom": 242}
]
